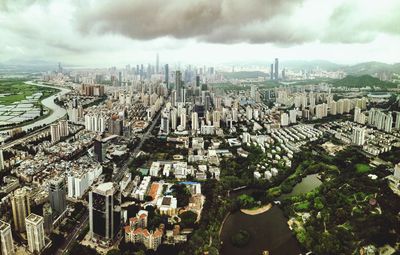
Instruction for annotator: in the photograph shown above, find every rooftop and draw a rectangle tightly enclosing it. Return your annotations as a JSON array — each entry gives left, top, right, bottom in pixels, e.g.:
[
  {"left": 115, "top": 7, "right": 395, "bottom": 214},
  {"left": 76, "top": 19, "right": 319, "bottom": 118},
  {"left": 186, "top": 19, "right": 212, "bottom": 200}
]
[{"left": 26, "top": 213, "right": 43, "bottom": 224}]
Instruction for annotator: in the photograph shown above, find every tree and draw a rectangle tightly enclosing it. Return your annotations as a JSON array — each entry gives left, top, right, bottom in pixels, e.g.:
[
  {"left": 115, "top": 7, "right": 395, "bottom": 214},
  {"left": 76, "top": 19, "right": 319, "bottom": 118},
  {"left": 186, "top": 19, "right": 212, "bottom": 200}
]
[
  {"left": 171, "top": 184, "right": 191, "bottom": 207},
  {"left": 236, "top": 194, "right": 256, "bottom": 209},
  {"left": 107, "top": 249, "right": 121, "bottom": 255},
  {"left": 179, "top": 211, "right": 198, "bottom": 228}
]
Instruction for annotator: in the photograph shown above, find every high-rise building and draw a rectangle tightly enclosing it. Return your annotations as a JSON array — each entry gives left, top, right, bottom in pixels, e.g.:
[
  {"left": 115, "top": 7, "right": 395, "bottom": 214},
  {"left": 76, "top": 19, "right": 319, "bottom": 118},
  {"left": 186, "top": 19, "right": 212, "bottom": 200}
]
[
  {"left": 212, "top": 111, "right": 221, "bottom": 128},
  {"left": 352, "top": 127, "right": 366, "bottom": 146},
  {"left": 354, "top": 107, "right": 361, "bottom": 123},
  {"left": 289, "top": 109, "right": 297, "bottom": 124},
  {"left": 59, "top": 120, "right": 69, "bottom": 138},
  {"left": 250, "top": 85, "right": 257, "bottom": 99},
  {"left": 118, "top": 71, "right": 122, "bottom": 86},
  {"left": 270, "top": 63, "right": 273, "bottom": 80},
  {"left": 191, "top": 112, "right": 198, "bottom": 132},
  {"left": 196, "top": 75, "right": 200, "bottom": 87},
  {"left": 94, "top": 136, "right": 108, "bottom": 162},
  {"left": 385, "top": 113, "right": 393, "bottom": 133},
  {"left": 180, "top": 112, "right": 186, "bottom": 130},
  {"left": 0, "top": 149, "right": 4, "bottom": 171},
  {"left": 10, "top": 187, "right": 31, "bottom": 232},
  {"left": 395, "top": 112, "right": 400, "bottom": 129},
  {"left": 160, "top": 111, "right": 170, "bottom": 134},
  {"left": 25, "top": 213, "right": 45, "bottom": 254},
  {"left": 164, "top": 64, "right": 169, "bottom": 88},
  {"left": 280, "top": 113, "right": 289, "bottom": 126},
  {"left": 246, "top": 106, "right": 253, "bottom": 120},
  {"left": 89, "top": 183, "right": 121, "bottom": 244},
  {"left": 175, "top": 71, "right": 182, "bottom": 102},
  {"left": 274, "top": 58, "right": 279, "bottom": 80},
  {"left": 156, "top": 53, "right": 159, "bottom": 74},
  {"left": 170, "top": 109, "right": 177, "bottom": 130},
  {"left": 0, "top": 220, "right": 14, "bottom": 255},
  {"left": 49, "top": 177, "right": 66, "bottom": 218},
  {"left": 42, "top": 203, "right": 53, "bottom": 235},
  {"left": 50, "top": 123, "right": 60, "bottom": 143}
]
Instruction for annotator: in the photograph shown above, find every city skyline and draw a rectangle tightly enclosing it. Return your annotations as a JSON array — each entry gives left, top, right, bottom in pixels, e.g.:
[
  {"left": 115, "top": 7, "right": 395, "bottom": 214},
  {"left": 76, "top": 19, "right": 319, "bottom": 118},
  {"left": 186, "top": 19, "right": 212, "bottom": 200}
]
[{"left": 0, "top": 0, "right": 400, "bottom": 67}]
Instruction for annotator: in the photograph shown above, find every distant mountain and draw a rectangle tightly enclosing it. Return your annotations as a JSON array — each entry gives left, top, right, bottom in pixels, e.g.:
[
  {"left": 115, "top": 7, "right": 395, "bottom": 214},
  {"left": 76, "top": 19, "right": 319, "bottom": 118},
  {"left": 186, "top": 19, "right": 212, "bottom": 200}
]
[
  {"left": 332, "top": 75, "right": 398, "bottom": 88},
  {"left": 281, "top": 60, "right": 343, "bottom": 71},
  {"left": 342, "top": 61, "right": 400, "bottom": 76},
  {"left": 221, "top": 71, "right": 267, "bottom": 79}
]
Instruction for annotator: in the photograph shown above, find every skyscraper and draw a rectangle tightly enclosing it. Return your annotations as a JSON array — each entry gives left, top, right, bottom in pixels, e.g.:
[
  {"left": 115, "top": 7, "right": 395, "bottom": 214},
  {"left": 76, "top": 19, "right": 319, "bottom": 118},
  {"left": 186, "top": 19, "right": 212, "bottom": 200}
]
[
  {"left": 25, "top": 213, "right": 45, "bottom": 254},
  {"left": 175, "top": 71, "right": 182, "bottom": 101},
  {"left": 156, "top": 53, "right": 159, "bottom": 74},
  {"left": 89, "top": 183, "right": 121, "bottom": 244},
  {"left": 0, "top": 220, "right": 14, "bottom": 255},
  {"left": 49, "top": 177, "right": 66, "bottom": 218},
  {"left": 118, "top": 71, "right": 122, "bottom": 86},
  {"left": 270, "top": 63, "right": 274, "bottom": 80},
  {"left": 164, "top": 64, "right": 169, "bottom": 88},
  {"left": 11, "top": 187, "right": 31, "bottom": 232},
  {"left": 196, "top": 75, "right": 200, "bottom": 87},
  {"left": 274, "top": 58, "right": 279, "bottom": 80}
]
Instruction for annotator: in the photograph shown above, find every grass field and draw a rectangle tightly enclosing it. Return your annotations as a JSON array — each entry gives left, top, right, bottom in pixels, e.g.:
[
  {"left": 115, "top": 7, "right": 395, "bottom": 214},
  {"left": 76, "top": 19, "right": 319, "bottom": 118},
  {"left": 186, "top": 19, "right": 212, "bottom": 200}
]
[
  {"left": 355, "top": 163, "right": 371, "bottom": 173},
  {"left": 0, "top": 79, "right": 58, "bottom": 105}
]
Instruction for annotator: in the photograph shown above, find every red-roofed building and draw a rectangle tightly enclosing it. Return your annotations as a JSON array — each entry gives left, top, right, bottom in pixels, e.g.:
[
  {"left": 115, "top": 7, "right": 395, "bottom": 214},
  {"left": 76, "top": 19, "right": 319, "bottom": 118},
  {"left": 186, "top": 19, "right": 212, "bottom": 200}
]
[{"left": 124, "top": 210, "right": 162, "bottom": 250}]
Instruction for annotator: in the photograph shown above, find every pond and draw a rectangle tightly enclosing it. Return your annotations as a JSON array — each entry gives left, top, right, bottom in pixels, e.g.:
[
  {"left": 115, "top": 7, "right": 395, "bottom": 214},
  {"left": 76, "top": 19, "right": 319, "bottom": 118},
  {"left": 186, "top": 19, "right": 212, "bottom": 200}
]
[
  {"left": 220, "top": 206, "right": 302, "bottom": 255},
  {"left": 279, "top": 174, "right": 322, "bottom": 199}
]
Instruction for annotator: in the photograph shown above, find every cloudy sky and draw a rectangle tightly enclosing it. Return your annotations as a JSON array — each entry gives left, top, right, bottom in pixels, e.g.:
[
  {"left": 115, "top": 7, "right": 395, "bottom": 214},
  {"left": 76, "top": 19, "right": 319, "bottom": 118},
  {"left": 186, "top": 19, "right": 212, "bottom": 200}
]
[{"left": 0, "top": 0, "right": 399, "bottom": 67}]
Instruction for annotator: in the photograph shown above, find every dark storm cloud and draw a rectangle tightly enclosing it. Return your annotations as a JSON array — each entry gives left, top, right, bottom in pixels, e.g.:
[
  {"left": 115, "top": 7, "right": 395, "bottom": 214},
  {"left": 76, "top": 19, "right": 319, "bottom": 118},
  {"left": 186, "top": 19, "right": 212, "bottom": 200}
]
[
  {"left": 76, "top": 0, "right": 400, "bottom": 45},
  {"left": 77, "top": 0, "right": 307, "bottom": 44}
]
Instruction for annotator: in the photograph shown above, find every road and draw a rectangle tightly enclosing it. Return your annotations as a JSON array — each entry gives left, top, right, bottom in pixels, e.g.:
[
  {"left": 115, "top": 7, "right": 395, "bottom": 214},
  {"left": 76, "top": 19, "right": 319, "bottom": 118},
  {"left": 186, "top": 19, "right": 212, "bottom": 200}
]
[
  {"left": 57, "top": 214, "right": 89, "bottom": 255},
  {"left": 113, "top": 109, "right": 162, "bottom": 183}
]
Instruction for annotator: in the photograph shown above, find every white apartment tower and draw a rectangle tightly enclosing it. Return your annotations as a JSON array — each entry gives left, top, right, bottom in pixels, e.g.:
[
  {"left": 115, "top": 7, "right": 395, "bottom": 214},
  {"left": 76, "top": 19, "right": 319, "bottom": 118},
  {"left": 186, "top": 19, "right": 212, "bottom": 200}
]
[
  {"left": 25, "top": 214, "right": 45, "bottom": 254},
  {"left": 0, "top": 221, "right": 14, "bottom": 255},
  {"left": 352, "top": 127, "right": 366, "bottom": 146}
]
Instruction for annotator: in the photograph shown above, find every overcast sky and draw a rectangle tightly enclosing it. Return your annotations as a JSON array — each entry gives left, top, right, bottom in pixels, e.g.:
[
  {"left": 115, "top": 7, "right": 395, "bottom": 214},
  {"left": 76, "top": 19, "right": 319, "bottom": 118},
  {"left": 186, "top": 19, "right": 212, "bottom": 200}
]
[{"left": 0, "top": 0, "right": 399, "bottom": 67}]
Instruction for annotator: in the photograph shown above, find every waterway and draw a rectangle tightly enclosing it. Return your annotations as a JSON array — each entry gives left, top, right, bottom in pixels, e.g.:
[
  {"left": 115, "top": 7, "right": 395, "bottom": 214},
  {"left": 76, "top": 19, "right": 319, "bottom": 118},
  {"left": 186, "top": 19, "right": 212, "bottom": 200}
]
[{"left": 1, "top": 81, "right": 70, "bottom": 133}]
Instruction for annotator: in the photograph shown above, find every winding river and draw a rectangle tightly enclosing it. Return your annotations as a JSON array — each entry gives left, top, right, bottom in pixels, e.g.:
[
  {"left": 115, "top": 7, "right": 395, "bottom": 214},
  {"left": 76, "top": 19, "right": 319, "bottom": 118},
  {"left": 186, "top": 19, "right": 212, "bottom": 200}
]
[{"left": 2, "top": 81, "right": 70, "bottom": 132}]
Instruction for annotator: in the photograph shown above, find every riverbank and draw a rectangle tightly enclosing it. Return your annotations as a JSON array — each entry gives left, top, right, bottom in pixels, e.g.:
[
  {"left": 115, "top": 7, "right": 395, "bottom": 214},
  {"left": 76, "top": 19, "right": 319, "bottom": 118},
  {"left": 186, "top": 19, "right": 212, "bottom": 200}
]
[{"left": 1, "top": 81, "right": 70, "bottom": 133}]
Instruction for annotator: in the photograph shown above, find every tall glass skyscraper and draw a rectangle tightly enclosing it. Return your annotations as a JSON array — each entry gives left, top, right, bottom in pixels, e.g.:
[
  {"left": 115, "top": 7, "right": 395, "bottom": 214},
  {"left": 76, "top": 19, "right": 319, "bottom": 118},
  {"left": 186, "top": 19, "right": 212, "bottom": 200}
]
[{"left": 89, "top": 182, "right": 121, "bottom": 245}]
